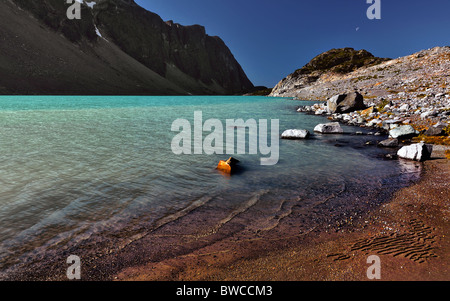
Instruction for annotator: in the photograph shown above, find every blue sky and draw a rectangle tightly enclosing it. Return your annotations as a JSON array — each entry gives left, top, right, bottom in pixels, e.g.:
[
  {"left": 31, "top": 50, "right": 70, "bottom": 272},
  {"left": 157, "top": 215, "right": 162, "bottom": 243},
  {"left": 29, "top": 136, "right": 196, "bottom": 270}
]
[{"left": 135, "top": 0, "right": 450, "bottom": 88}]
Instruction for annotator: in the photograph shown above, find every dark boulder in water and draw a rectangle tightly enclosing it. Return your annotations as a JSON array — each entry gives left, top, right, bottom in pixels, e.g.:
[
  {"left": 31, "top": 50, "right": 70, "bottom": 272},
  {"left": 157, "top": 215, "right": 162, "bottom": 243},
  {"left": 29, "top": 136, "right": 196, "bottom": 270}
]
[{"left": 378, "top": 138, "right": 399, "bottom": 148}]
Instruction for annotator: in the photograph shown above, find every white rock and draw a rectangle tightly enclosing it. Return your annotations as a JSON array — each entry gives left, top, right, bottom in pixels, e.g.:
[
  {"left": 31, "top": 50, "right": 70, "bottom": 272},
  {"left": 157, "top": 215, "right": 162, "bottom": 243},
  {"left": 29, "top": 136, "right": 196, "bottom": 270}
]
[
  {"left": 343, "top": 114, "right": 352, "bottom": 122},
  {"left": 356, "top": 117, "right": 365, "bottom": 124},
  {"left": 420, "top": 111, "right": 430, "bottom": 119},
  {"left": 366, "top": 119, "right": 381, "bottom": 127},
  {"left": 389, "top": 125, "right": 418, "bottom": 139},
  {"left": 314, "top": 122, "right": 343, "bottom": 134},
  {"left": 281, "top": 129, "right": 310, "bottom": 139},
  {"left": 421, "top": 110, "right": 437, "bottom": 119},
  {"left": 434, "top": 121, "right": 448, "bottom": 128},
  {"left": 397, "top": 143, "right": 433, "bottom": 161},
  {"left": 333, "top": 113, "right": 342, "bottom": 120},
  {"left": 315, "top": 109, "right": 325, "bottom": 115},
  {"left": 399, "top": 104, "right": 410, "bottom": 112}
]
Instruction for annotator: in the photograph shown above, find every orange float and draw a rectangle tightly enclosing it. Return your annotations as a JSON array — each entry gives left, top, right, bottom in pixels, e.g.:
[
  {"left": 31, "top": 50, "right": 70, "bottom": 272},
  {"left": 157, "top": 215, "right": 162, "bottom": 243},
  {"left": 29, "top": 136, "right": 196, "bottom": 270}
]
[{"left": 216, "top": 157, "right": 239, "bottom": 174}]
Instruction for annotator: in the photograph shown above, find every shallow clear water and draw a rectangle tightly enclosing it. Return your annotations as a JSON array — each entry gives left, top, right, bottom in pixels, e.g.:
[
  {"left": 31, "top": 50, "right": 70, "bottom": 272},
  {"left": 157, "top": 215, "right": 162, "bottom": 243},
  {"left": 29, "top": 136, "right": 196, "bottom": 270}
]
[{"left": 0, "top": 96, "right": 419, "bottom": 276}]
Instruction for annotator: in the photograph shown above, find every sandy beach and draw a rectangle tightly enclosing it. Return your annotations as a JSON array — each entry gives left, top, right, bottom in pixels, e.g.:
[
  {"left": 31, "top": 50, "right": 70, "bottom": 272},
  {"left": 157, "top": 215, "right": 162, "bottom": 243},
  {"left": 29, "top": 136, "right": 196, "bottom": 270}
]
[{"left": 115, "top": 148, "right": 449, "bottom": 281}]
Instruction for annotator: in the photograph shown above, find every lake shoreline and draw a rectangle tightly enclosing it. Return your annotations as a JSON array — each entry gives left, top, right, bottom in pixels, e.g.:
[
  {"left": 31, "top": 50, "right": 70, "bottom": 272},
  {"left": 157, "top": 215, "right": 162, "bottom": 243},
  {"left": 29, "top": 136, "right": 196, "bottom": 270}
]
[
  {"left": 0, "top": 96, "right": 447, "bottom": 281},
  {"left": 115, "top": 148, "right": 449, "bottom": 281}
]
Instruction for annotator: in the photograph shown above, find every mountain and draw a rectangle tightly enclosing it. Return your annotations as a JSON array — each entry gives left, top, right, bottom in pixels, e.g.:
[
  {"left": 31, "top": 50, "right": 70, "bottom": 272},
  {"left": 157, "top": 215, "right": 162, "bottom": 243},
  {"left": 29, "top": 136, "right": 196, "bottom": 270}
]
[
  {"left": 0, "top": 0, "right": 254, "bottom": 95},
  {"left": 270, "top": 47, "right": 450, "bottom": 106},
  {"left": 271, "top": 46, "right": 450, "bottom": 136},
  {"left": 270, "top": 48, "right": 390, "bottom": 98}
]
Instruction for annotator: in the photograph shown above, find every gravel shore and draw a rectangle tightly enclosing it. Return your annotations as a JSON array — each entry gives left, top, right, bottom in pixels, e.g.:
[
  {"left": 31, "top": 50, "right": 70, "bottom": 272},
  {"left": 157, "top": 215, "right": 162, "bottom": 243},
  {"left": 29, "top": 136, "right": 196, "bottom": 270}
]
[{"left": 115, "top": 148, "right": 449, "bottom": 281}]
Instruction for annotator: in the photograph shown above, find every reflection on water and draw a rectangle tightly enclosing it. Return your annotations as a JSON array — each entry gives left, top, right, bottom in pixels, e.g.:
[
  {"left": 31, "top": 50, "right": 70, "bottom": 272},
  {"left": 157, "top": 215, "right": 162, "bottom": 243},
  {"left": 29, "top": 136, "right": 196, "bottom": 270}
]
[{"left": 398, "top": 158, "right": 423, "bottom": 176}]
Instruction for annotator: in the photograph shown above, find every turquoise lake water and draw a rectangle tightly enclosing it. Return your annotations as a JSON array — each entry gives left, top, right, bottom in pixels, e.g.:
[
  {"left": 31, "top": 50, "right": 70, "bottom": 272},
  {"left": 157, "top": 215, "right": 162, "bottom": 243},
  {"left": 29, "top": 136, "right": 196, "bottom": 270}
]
[{"left": 0, "top": 96, "right": 420, "bottom": 277}]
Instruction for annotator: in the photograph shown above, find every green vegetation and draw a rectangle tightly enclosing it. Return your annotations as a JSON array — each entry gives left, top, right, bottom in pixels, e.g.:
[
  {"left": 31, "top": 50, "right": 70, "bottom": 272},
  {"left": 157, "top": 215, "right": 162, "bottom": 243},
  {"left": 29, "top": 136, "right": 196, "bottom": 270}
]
[
  {"left": 412, "top": 125, "right": 450, "bottom": 146},
  {"left": 376, "top": 99, "right": 391, "bottom": 112},
  {"left": 352, "top": 75, "right": 384, "bottom": 82},
  {"left": 293, "top": 48, "right": 390, "bottom": 76},
  {"left": 413, "top": 135, "right": 450, "bottom": 146},
  {"left": 444, "top": 125, "right": 450, "bottom": 136},
  {"left": 249, "top": 88, "right": 273, "bottom": 96}
]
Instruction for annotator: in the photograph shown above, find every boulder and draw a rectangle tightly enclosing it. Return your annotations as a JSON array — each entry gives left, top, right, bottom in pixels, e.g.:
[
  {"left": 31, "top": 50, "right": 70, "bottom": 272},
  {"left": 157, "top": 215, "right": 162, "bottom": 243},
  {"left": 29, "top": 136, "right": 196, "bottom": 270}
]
[
  {"left": 327, "top": 94, "right": 346, "bottom": 114},
  {"left": 315, "top": 109, "right": 326, "bottom": 115},
  {"left": 281, "top": 129, "right": 310, "bottom": 139},
  {"left": 378, "top": 138, "right": 399, "bottom": 148},
  {"left": 397, "top": 143, "right": 433, "bottom": 161},
  {"left": 423, "top": 126, "right": 445, "bottom": 136},
  {"left": 366, "top": 118, "right": 381, "bottom": 127},
  {"left": 314, "top": 122, "right": 344, "bottom": 134},
  {"left": 424, "top": 123, "right": 447, "bottom": 136},
  {"left": 382, "top": 119, "right": 403, "bottom": 131},
  {"left": 389, "top": 125, "right": 418, "bottom": 139},
  {"left": 420, "top": 110, "right": 438, "bottom": 119},
  {"left": 399, "top": 104, "right": 410, "bottom": 112},
  {"left": 327, "top": 92, "right": 366, "bottom": 114}
]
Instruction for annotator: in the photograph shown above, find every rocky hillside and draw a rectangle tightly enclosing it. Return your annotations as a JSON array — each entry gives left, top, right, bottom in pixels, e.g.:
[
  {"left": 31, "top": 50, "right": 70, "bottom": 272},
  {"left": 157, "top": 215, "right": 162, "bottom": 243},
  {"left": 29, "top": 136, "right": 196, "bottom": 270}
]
[
  {"left": 281, "top": 46, "right": 450, "bottom": 142},
  {"left": 0, "top": 0, "right": 254, "bottom": 95},
  {"left": 270, "top": 48, "right": 390, "bottom": 98}
]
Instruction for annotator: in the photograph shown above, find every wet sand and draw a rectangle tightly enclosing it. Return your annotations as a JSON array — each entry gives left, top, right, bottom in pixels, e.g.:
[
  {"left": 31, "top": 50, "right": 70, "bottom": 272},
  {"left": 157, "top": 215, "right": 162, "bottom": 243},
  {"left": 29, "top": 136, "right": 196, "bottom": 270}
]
[{"left": 115, "top": 148, "right": 449, "bottom": 281}]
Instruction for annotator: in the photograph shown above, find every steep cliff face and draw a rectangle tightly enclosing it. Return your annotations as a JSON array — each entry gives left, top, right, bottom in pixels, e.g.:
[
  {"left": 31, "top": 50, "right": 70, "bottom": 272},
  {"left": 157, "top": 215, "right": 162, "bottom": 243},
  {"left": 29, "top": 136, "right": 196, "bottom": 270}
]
[
  {"left": 93, "top": 0, "right": 253, "bottom": 94},
  {"left": 1, "top": 0, "right": 253, "bottom": 95},
  {"left": 270, "top": 48, "right": 389, "bottom": 98},
  {"left": 10, "top": 0, "right": 98, "bottom": 43}
]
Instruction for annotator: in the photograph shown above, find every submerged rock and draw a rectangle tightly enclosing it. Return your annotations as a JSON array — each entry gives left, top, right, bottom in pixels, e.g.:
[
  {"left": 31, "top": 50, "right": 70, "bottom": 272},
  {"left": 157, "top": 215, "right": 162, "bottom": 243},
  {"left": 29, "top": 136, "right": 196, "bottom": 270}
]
[
  {"left": 281, "top": 129, "right": 310, "bottom": 139},
  {"left": 314, "top": 122, "right": 344, "bottom": 134},
  {"left": 384, "top": 153, "right": 398, "bottom": 160},
  {"left": 397, "top": 143, "right": 433, "bottom": 161},
  {"left": 378, "top": 138, "right": 399, "bottom": 148}
]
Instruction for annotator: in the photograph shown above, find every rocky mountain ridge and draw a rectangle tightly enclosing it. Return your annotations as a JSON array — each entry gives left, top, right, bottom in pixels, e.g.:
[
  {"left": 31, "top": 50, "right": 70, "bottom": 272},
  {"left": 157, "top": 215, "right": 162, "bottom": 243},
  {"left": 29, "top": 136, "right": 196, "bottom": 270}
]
[
  {"left": 271, "top": 46, "right": 450, "bottom": 135},
  {"left": 270, "top": 48, "right": 390, "bottom": 98},
  {"left": 0, "top": 0, "right": 254, "bottom": 95}
]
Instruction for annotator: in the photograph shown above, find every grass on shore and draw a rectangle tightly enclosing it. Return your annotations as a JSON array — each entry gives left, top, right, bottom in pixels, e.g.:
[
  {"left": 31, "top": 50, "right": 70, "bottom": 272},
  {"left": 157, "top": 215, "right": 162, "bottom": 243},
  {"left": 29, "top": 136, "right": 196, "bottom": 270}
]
[{"left": 412, "top": 135, "right": 450, "bottom": 146}]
